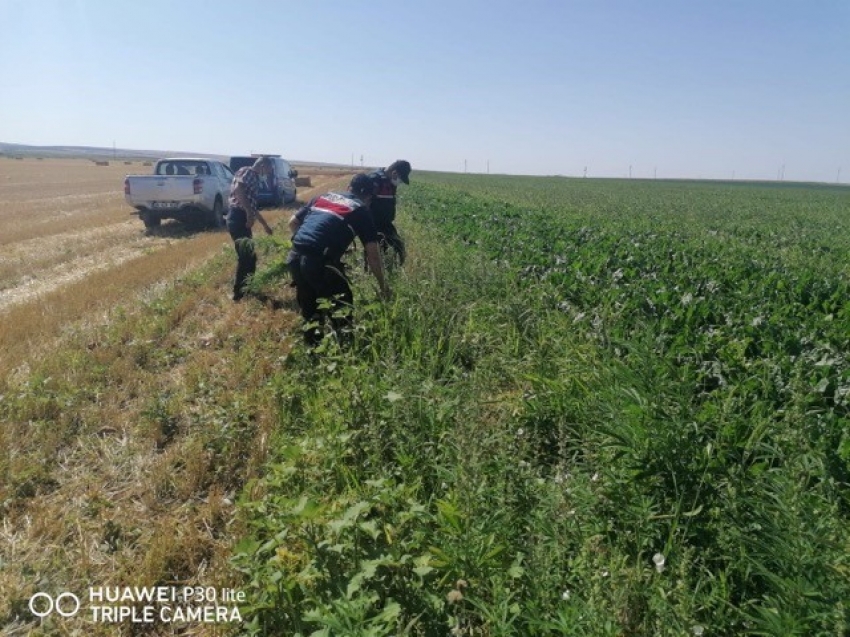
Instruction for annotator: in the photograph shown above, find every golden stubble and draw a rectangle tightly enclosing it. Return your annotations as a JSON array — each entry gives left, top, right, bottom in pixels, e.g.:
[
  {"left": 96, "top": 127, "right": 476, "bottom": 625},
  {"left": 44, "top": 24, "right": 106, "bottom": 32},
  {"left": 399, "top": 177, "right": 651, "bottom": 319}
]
[{"left": 0, "top": 157, "right": 345, "bottom": 377}]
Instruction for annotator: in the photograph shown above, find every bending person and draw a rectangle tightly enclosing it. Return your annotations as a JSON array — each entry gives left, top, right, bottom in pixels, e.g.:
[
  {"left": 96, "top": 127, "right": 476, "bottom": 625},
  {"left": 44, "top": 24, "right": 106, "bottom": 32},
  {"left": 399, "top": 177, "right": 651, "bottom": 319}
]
[{"left": 288, "top": 174, "right": 390, "bottom": 345}]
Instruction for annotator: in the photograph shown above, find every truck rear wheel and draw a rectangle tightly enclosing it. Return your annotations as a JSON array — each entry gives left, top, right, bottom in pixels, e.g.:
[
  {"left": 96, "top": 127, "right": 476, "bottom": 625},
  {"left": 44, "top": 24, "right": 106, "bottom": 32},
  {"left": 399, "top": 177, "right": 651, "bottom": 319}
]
[{"left": 141, "top": 211, "right": 161, "bottom": 229}]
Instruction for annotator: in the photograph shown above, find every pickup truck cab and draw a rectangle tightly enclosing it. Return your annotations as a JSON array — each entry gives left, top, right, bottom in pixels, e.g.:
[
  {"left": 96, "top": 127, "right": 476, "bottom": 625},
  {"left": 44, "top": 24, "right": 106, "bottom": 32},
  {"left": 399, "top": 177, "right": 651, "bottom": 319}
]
[
  {"left": 124, "top": 158, "right": 233, "bottom": 229},
  {"left": 229, "top": 155, "right": 298, "bottom": 207}
]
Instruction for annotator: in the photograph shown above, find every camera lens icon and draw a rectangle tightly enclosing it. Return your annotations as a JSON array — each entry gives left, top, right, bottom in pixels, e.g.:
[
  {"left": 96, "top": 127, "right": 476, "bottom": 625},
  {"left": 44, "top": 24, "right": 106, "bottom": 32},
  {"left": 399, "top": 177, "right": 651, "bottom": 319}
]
[{"left": 29, "top": 592, "right": 81, "bottom": 618}]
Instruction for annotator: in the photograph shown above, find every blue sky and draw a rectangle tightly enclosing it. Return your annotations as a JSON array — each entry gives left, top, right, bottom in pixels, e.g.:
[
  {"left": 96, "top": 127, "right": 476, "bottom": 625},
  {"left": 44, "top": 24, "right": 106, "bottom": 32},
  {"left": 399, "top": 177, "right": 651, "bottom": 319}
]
[{"left": 1, "top": 0, "right": 847, "bottom": 182}]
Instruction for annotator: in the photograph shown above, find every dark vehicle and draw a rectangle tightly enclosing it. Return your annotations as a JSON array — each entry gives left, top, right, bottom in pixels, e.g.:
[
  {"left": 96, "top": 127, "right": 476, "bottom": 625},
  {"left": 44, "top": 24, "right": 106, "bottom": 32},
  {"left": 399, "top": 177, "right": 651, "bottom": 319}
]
[{"left": 229, "top": 154, "right": 298, "bottom": 206}]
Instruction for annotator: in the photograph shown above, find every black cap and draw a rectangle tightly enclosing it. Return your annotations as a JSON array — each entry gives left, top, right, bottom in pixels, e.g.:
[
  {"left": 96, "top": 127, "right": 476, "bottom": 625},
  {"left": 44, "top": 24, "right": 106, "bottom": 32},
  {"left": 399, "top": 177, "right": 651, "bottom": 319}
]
[
  {"left": 349, "top": 173, "right": 376, "bottom": 197},
  {"left": 388, "top": 159, "right": 412, "bottom": 184}
]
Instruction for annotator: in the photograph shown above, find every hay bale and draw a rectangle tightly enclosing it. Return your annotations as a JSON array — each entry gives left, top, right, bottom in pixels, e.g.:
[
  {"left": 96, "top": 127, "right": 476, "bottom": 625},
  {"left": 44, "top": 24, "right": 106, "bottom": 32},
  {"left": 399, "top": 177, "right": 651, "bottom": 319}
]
[{"left": 294, "top": 176, "right": 312, "bottom": 187}]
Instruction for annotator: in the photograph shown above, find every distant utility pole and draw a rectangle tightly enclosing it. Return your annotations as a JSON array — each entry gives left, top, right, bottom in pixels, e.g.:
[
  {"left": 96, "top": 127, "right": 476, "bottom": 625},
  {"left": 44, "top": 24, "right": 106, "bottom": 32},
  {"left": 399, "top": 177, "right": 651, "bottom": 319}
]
[
  {"left": 487, "top": 160, "right": 489, "bottom": 174},
  {"left": 464, "top": 159, "right": 467, "bottom": 173},
  {"left": 583, "top": 166, "right": 587, "bottom": 178},
  {"left": 654, "top": 167, "right": 657, "bottom": 179},
  {"left": 838, "top": 167, "right": 842, "bottom": 183},
  {"left": 360, "top": 155, "right": 364, "bottom": 167},
  {"left": 629, "top": 165, "right": 632, "bottom": 179}
]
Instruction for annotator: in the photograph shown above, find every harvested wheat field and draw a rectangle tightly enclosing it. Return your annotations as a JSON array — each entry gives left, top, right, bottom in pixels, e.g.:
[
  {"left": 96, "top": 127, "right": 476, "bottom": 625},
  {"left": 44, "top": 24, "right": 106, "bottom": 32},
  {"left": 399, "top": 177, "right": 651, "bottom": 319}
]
[
  {"left": 0, "top": 158, "right": 349, "bottom": 377},
  {"left": 0, "top": 157, "right": 353, "bottom": 636}
]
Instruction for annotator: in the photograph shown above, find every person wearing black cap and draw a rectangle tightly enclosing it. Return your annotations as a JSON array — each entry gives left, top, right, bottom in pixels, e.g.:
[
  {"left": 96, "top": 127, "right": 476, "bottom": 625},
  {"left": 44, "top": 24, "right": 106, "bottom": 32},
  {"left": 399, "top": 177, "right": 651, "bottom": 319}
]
[
  {"left": 367, "top": 159, "right": 412, "bottom": 265},
  {"left": 287, "top": 173, "right": 391, "bottom": 344},
  {"left": 226, "top": 156, "right": 275, "bottom": 301}
]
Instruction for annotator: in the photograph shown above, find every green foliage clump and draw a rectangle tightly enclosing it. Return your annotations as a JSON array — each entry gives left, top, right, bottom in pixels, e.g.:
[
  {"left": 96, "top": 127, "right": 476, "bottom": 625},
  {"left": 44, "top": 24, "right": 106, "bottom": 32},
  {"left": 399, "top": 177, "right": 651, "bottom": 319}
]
[{"left": 234, "top": 176, "right": 850, "bottom": 636}]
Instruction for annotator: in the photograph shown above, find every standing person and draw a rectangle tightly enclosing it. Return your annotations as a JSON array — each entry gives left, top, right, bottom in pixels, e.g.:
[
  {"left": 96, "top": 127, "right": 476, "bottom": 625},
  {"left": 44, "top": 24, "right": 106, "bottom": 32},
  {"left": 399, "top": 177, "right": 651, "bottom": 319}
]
[
  {"left": 367, "top": 159, "right": 412, "bottom": 265},
  {"left": 288, "top": 174, "right": 391, "bottom": 345},
  {"left": 227, "top": 156, "right": 274, "bottom": 301}
]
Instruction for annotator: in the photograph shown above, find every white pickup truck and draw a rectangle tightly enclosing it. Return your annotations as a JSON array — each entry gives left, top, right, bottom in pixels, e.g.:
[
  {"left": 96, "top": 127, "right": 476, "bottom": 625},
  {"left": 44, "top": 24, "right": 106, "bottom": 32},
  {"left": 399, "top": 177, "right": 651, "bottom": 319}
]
[{"left": 124, "top": 158, "right": 233, "bottom": 229}]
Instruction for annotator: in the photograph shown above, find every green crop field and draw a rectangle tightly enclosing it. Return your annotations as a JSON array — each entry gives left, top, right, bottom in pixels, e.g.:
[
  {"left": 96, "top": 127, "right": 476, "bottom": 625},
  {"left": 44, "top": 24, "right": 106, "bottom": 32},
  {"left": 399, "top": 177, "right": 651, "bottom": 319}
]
[
  {"left": 233, "top": 175, "right": 850, "bottom": 635},
  {"left": 2, "top": 171, "right": 849, "bottom": 636}
]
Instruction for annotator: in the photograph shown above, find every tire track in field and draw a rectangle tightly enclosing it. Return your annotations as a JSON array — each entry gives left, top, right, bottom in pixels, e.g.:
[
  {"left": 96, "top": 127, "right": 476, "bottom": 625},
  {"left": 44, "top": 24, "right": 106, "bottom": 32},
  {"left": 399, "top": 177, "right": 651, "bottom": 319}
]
[
  {"left": 0, "top": 219, "right": 140, "bottom": 270},
  {"left": 0, "top": 220, "right": 199, "bottom": 311},
  {"left": 0, "top": 243, "right": 163, "bottom": 312}
]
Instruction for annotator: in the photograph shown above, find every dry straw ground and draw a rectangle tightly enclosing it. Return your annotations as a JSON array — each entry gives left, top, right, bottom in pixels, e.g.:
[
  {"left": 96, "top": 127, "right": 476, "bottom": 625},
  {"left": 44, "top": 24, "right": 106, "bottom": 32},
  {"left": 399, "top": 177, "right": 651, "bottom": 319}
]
[
  {"left": 0, "top": 158, "right": 346, "bottom": 378},
  {"left": 0, "top": 157, "right": 352, "bottom": 635}
]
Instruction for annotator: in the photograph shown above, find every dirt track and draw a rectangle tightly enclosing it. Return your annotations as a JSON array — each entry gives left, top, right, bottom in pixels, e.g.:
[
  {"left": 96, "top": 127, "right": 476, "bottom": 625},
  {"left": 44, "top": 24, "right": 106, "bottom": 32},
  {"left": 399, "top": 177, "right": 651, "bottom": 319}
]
[{"left": 0, "top": 158, "right": 351, "bottom": 312}]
